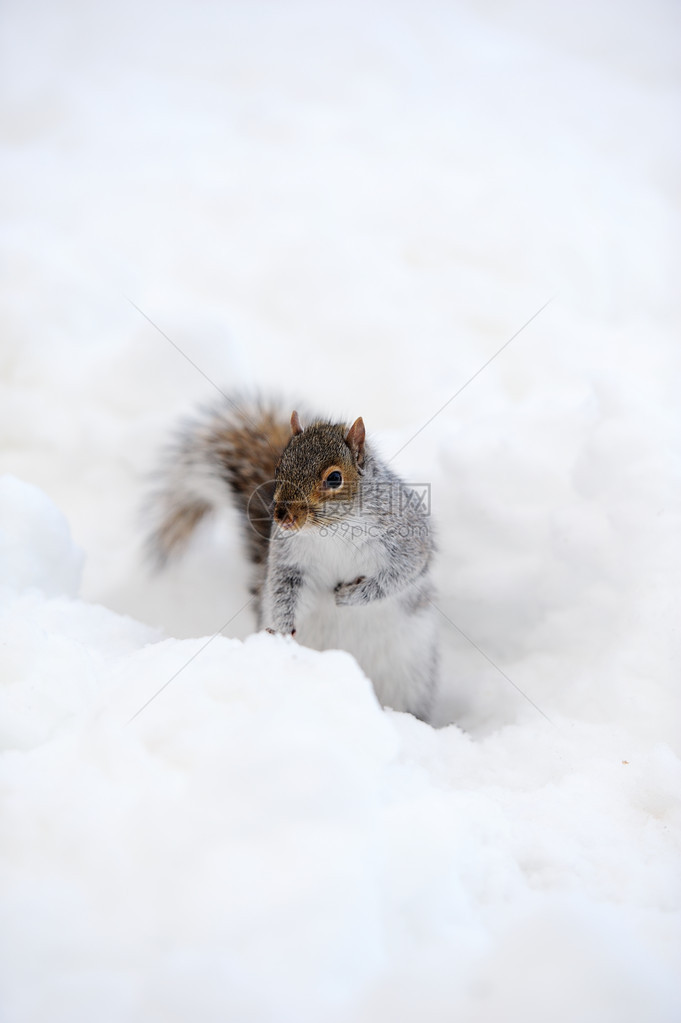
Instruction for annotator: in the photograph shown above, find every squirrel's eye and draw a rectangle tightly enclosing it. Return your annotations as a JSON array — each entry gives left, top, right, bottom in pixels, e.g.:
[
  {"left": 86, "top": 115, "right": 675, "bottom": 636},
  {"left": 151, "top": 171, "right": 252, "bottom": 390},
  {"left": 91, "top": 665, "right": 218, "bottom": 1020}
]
[{"left": 325, "top": 470, "right": 343, "bottom": 489}]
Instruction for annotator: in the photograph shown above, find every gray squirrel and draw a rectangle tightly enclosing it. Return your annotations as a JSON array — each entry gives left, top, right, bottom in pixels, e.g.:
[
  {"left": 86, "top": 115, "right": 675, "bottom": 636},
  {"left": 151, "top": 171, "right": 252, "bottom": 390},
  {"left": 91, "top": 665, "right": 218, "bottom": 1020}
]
[{"left": 146, "top": 396, "right": 439, "bottom": 721}]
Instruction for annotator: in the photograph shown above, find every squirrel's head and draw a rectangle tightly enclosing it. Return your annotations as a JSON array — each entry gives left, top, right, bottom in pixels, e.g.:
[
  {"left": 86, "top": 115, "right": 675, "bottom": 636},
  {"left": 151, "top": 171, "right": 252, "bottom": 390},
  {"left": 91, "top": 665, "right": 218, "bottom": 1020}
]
[{"left": 272, "top": 412, "right": 365, "bottom": 531}]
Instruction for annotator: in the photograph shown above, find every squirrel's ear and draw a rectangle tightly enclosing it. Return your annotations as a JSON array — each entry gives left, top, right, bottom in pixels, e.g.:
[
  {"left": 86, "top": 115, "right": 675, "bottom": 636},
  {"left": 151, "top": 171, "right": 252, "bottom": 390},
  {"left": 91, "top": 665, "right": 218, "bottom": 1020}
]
[
  {"left": 346, "top": 416, "right": 365, "bottom": 466},
  {"left": 290, "top": 410, "right": 303, "bottom": 436}
]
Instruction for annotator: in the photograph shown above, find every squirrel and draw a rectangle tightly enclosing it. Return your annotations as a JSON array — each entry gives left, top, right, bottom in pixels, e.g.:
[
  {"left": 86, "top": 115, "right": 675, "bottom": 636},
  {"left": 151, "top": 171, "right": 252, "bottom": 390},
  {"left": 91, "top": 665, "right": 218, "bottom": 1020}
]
[{"left": 146, "top": 395, "right": 439, "bottom": 721}]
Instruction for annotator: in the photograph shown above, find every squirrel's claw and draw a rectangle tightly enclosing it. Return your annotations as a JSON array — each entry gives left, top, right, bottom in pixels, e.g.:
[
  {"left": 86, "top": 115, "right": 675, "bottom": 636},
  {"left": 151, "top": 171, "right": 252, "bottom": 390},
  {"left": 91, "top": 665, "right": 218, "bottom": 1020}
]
[{"left": 334, "top": 576, "right": 368, "bottom": 606}]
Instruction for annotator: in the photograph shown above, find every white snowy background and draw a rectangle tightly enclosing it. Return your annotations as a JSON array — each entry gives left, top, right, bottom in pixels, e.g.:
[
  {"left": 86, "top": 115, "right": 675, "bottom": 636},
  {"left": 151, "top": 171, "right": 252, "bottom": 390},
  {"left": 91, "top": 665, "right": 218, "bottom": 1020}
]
[{"left": 1, "top": 0, "right": 680, "bottom": 1020}]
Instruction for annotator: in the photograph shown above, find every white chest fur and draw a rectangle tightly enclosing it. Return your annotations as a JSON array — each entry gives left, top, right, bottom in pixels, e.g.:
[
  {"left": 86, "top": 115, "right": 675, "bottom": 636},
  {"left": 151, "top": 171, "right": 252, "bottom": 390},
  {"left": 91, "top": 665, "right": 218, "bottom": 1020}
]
[{"left": 273, "top": 524, "right": 437, "bottom": 717}]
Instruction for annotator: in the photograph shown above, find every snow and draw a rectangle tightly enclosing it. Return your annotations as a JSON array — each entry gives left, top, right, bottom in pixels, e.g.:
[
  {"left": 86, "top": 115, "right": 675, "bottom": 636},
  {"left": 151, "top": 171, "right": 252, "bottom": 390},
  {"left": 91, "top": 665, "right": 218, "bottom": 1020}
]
[
  {"left": 1, "top": 0, "right": 680, "bottom": 1020},
  {"left": 0, "top": 476, "right": 83, "bottom": 598}
]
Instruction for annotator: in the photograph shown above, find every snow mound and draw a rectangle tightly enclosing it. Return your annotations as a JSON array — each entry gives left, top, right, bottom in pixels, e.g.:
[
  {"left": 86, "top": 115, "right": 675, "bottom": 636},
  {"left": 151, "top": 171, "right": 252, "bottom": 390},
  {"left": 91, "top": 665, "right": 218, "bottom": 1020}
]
[
  {"left": 0, "top": 487, "right": 679, "bottom": 1023},
  {"left": 0, "top": 475, "right": 84, "bottom": 600}
]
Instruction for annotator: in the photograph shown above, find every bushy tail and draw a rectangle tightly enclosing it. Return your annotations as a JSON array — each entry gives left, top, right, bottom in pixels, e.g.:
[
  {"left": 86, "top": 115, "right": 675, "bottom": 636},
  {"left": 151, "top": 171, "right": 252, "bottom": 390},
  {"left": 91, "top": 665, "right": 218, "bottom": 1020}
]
[{"left": 145, "top": 394, "right": 294, "bottom": 569}]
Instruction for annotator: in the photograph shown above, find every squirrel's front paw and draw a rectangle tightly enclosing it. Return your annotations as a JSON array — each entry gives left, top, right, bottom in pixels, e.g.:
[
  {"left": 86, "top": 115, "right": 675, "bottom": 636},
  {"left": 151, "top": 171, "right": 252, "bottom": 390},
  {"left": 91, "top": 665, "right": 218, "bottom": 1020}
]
[
  {"left": 265, "top": 627, "right": 297, "bottom": 637},
  {"left": 334, "top": 576, "right": 368, "bottom": 606}
]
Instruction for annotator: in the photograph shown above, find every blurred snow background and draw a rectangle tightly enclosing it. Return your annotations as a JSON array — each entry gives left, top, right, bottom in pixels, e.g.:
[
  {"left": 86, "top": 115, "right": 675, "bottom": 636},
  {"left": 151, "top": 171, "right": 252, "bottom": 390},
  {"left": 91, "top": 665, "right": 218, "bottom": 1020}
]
[{"left": 1, "top": 0, "right": 679, "bottom": 1020}]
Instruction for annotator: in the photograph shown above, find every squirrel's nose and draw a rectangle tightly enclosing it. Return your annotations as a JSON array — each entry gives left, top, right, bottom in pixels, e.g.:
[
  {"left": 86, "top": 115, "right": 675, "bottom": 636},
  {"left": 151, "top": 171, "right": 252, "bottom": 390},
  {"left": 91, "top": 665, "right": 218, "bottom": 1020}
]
[{"left": 274, "top": 504, "right": 297, "bottom": 529}]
